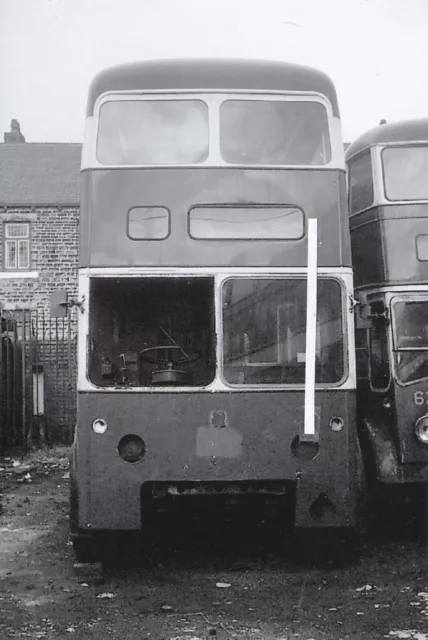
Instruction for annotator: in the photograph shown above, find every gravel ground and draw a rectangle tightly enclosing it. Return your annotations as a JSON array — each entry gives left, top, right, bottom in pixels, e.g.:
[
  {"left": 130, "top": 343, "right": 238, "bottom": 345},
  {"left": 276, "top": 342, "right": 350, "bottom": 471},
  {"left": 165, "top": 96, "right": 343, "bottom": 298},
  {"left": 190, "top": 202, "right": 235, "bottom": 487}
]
[{"left": 0, "top": 447, "right": 427, "bottom": 640}]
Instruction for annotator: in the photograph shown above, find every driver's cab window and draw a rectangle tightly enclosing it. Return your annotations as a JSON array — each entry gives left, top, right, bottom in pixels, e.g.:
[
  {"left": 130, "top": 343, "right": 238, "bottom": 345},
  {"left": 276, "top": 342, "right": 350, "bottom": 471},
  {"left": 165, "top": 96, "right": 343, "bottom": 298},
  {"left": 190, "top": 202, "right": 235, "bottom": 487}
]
[
  {"left": 369, "top": 301, "right": 390, "bottom": 391},
  {"left": 355, "top": 327, "right": 369, "bottom": 380},
  {"left": 392, "top": 298, "right": 428, "bottom": 384}
]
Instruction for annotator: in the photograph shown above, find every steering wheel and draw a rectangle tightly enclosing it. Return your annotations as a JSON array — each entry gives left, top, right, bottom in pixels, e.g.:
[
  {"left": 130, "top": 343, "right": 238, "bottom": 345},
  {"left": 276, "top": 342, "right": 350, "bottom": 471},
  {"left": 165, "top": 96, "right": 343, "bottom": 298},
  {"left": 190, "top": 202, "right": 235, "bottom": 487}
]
[{"left": 140, "top": 345, "right": 201, "bottom": 366}]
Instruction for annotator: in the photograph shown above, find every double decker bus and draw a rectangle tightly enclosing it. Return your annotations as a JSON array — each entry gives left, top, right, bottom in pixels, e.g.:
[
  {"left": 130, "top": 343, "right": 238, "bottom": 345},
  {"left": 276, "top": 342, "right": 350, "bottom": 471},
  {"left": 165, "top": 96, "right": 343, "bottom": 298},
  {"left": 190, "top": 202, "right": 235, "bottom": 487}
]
[
  {"left": 346, "top": 118, "right": 428, "bottom": 528},
  {"left": 58, "top": 58, "right": 359, "bottom": 560}
]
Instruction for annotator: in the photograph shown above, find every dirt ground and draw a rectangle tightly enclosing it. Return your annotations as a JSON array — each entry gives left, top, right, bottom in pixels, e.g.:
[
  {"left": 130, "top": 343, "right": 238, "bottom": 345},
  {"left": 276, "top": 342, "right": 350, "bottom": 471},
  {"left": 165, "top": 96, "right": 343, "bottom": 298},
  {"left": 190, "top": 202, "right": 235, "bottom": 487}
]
[{"left": 1, "top": 448, "right": 428, "bottom": 640}]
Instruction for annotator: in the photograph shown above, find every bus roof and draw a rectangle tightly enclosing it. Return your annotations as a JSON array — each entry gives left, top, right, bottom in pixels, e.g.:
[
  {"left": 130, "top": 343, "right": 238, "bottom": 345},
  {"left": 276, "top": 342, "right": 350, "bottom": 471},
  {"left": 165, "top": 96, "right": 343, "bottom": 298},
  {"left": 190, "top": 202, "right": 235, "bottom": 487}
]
[
  {"left": 346, "top": 118, "right": 428, "bottom": 160},
  {"left": 86, "top": 58, "right": 340, "bottom": 116}
]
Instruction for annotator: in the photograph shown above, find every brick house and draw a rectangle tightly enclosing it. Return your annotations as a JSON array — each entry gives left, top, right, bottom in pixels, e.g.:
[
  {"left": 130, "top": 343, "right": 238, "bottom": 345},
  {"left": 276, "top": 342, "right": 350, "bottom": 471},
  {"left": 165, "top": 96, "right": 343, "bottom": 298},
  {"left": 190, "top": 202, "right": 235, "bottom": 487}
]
[
  {"left": 0, "top": 120, "right": 81, "bottom": 445},
  {"left": 0, "top": 120, "right": 81, "bottom": 311}
]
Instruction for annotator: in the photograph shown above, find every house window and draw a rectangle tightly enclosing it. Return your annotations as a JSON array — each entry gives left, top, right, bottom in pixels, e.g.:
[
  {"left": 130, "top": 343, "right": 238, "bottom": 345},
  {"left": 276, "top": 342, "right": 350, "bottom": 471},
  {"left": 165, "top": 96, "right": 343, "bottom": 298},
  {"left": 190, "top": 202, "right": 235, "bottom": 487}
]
[{"left": 4, "top": 223, "right": 30, "bottom": 270}]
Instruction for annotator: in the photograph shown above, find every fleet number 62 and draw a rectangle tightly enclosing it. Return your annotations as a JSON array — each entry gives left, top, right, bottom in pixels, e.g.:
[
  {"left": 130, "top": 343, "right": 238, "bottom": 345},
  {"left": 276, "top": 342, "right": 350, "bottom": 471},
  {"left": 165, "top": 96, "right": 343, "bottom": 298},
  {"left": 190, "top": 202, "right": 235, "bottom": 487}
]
[{"left": 413, "top": 391, "right": 428, "bottom": 405}]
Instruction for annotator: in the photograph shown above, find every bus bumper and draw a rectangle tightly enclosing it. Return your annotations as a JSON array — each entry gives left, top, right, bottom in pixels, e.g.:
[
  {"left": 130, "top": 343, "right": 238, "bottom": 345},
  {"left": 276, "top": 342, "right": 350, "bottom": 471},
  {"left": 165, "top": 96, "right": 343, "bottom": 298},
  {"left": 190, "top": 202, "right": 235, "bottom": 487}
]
[{"left": 72, "top": 390, "right": 359, "bottom": 532}]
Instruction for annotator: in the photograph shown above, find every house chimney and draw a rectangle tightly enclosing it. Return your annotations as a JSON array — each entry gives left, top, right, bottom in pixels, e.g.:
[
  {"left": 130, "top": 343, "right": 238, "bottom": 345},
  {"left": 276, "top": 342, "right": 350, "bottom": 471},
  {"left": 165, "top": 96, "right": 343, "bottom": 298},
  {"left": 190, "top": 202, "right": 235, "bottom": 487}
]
[{"left": 4, "top": 119, "right": 26, "bottom": 143}]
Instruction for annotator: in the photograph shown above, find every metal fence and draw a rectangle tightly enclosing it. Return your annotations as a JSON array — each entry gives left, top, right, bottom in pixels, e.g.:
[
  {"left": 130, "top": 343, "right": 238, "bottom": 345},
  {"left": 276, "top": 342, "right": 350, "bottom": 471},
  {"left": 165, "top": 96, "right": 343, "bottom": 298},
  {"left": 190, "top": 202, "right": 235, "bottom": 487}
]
[{"left": 0, "top": 308, "right": 77, "bottom": 452}]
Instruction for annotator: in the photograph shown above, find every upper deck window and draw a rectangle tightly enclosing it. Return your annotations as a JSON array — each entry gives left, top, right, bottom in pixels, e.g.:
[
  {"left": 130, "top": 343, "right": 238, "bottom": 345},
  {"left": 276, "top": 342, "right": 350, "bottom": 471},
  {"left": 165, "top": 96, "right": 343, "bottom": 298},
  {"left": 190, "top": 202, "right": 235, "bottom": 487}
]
[
  {"left": 219, "top": 100, "right": 331, "bottom": 166},
  {"left": 94, "top": 94, "right": 336, "bottom": 168},
  {"left": 97, "top": 99, "right": 209, "bottom": 165},
  {"left": 348, "top": 150, "right": 373, "bottom": 214},
  {"left": 382, "top": 146, "right": 428, "bottom": 201},
  {"left": 127, "top": 207, "right": 170, "bottom": 240},
  {"left": 188, "top": 205, "right": 304, "bottom": 240}
]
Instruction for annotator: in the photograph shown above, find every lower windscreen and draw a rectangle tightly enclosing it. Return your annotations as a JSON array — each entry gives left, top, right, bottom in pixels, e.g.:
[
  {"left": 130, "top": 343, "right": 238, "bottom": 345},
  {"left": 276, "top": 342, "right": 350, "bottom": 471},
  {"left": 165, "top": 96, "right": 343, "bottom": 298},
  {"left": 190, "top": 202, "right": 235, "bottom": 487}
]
[
  {"left": 88, "top": 277, "right": 216, "bottom": 387},
  {"left": 88, "top": 276, "right": 345, "bottom": 388},
  {"left": 393, "top": 299, "right": 428, "bottom": 384},
  {"left": 222, "top": 278, "right": 344, "bottom": 385}
]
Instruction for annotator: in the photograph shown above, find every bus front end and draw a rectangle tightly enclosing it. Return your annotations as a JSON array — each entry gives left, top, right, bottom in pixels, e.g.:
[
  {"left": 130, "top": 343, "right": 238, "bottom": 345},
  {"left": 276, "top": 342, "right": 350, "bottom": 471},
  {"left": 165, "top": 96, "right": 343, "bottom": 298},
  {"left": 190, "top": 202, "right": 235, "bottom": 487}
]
[
  {"left": 74, "top": 268, "right": 357, "bottom": 534},
  {"left": 347, "top": 119, "right": 428, "bottom": 530},
  {"left": 69, "top": 59, "right": 359, "bottom": 560}
]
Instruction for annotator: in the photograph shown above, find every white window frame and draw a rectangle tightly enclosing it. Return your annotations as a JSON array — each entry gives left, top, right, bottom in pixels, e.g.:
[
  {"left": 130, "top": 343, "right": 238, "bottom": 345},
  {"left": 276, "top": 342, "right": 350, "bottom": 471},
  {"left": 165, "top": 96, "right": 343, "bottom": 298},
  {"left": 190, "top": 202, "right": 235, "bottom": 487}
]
[
  {"left": 81, "top": 90, "right": 345, "bottom": 171},
  {"left": 4, "top": 223, "right": 31, "bottom": 271}
]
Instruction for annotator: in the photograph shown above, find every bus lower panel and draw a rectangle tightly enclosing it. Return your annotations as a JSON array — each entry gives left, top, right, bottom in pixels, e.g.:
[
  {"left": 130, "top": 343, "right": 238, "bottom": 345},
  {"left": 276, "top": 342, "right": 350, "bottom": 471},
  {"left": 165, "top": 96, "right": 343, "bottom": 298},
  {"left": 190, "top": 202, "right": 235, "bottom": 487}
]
[
  {"left": 360, "top": 418, "right": 428, "bottom": 484},
  {"left": 73, "top": 390, "right": 358, "bottom": 531}
]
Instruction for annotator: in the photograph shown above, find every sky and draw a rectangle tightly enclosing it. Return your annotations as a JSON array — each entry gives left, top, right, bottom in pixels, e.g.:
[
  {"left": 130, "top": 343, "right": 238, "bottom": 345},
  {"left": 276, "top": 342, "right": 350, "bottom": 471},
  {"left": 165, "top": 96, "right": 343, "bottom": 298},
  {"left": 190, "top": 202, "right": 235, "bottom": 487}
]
[{"left": 0, "top": 0, "right": 427, "bottom": 144}]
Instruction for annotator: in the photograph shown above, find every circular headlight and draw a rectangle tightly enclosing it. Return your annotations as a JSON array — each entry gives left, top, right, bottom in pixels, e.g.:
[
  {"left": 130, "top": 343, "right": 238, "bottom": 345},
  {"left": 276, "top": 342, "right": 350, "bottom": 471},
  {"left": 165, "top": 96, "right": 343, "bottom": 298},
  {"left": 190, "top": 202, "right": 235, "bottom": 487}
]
[
  {"left": 118, "top": 434, "right": 146, "bottom": 463},
  {"left": 329, "top": 416, "right": 344, "bottom": 432},
  {"left": 92, "top": 418, "right": 108, "bottom": 435},
  {"left": 415, "top": 415, "right": 428, "bottom": 444}
]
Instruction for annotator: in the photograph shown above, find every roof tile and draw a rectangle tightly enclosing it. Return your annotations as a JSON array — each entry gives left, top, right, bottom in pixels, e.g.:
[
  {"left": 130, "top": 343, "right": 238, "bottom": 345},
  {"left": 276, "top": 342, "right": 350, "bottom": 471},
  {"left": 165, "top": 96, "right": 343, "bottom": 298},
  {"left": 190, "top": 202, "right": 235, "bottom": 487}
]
[{"left": 0, "top": 143, "right": 81, "bottom": 205}]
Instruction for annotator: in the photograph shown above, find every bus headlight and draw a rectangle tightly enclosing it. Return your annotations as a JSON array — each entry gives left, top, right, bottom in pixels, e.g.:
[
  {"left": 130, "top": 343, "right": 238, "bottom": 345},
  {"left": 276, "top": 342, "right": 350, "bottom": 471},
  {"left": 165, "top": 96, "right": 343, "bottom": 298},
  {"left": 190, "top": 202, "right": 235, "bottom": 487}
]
[
  {"left": 415, "top": 415, "right": 428, "bottom": 444},
  {"left": 92, "top": 418, "right": 108, "bottom": 435},
  {"left": 118, "top": 434, "right": 146, "bottom": 463},
  {"left": 329, "top": 416, "right": 344, "bottom": 432}
]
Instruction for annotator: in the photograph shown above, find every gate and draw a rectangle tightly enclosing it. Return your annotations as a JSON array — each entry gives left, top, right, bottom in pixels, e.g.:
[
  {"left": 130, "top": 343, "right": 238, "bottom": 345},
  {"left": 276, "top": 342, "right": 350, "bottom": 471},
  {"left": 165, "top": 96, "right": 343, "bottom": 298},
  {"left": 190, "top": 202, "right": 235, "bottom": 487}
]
[{"left": 0, "top": 308, "right": 77, "bottom": 452}]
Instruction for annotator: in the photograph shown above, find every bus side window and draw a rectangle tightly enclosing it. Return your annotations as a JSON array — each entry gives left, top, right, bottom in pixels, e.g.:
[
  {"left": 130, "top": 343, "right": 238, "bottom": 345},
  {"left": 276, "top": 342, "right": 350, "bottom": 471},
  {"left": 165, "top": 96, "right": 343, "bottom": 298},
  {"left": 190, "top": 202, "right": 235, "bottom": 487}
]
[
  {"left": 348, "top": 150, "right": 374, "bottom": 214},
  {"left": 369, "top": 311, "right": 390, "bottom": 391}
]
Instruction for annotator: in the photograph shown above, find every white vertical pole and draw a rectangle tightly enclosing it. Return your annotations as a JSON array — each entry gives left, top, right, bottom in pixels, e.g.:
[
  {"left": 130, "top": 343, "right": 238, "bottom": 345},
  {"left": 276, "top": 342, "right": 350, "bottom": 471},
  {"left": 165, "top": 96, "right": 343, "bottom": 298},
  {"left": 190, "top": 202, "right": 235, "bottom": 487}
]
[
  {"left": 32, "top": 371, "right": 44, "bottom": 416},
  {"left": 304, "top": 218, "right": 318, "bottom": 437}
]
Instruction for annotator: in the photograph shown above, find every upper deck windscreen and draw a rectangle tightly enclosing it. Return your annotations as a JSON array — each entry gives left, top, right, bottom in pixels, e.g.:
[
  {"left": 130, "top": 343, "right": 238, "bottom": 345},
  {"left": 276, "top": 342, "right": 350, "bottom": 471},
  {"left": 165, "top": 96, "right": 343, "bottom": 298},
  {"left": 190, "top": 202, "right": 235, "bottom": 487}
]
[
  {"left": 97, "top": 100, "right": 209, "bottom": 165},
  {"left": 220, "top": 100, "right": 331, "bottom": 165},
  {"left": 96, "top": 96, "right": 332, "bottom": 167},
  {"left": 382, "top": 146, "right": 428, "bottom": 201}
]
